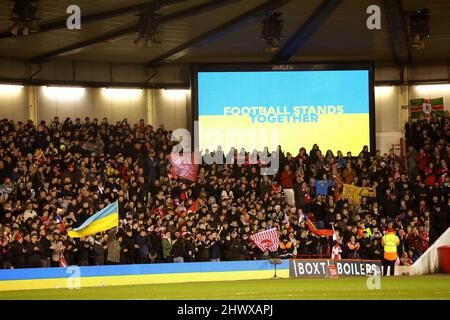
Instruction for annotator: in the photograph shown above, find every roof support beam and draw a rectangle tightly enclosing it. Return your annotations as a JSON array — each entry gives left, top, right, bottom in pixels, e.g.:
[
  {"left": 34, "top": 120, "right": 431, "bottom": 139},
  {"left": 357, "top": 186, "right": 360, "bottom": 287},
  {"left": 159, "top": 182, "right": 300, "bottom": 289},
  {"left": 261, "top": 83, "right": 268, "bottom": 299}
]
[
  {"left": 30, "top": 26, "right": 137, "bottom": 63},
  {"left": 157, "top": 0, "right": 241, "bottom": 23},
  {"left": 0, "top": 0, "right": 185, "bottom": 40},
  {"left": 0, "top": 77, "right": 189, "bottom": 89},
  {"left": 30, "top": 0, "right": 241, "bottom": 64},
  {"left": 146, "top": 0, "right": 293, "bottom": 67},
  {"left": 382, "top": 0, "right": 411, "bottom": 64},
  {"left": 272, "top": 0, "right": 342, "bottom": 62}
]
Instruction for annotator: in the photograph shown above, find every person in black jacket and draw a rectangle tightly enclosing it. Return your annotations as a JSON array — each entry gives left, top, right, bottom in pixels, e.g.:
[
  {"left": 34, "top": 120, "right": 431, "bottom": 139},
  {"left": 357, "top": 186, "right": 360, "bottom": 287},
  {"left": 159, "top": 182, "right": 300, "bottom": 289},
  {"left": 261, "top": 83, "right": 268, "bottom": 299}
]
[
  {"left": 27, "top": 234, "right": 43, "bottom": 268},
  {"left": 0, "top": 237, "right": 12, "bottom": 269},
  {"left": 369, "top": 238, "right": 383, "bottom": 260},
  {"left": 293, "top": 177, "right": 306, "bottom": 211},
  {"left": 39, "top": 229, "right": 52, "bottom": 268},
  {"left": 382, "top": 192, "right": 400, "bottom": 221},
  {"left": 195, "top": 234, "right": 210, "bottom": 262},
  {"left": 358, "top": 230, "right": 372, "bottom": 259},
  {"left": 76, "top": 238, "right": 91, "bottom": 266},
  {"left": 312, "top": 196, "right": 326, "bottom": 229},
  {"left": 397, "top": 229, "right": 409, "bottom": 257},
  {"left": 430, "top": 197, "right": 447, "bottom": 237},
  {"left": 62, "top": 234, "right": 77, "bottom": 266},
  {"left": 184, "top": 233, "right": 196, "bottom": 262},
  {"left": 11, "top": 234, "right": 27, "bottom": 268},
  {"left": 297, "top": 230, "right": 309, "bottom": 256},
  {"left": 308, "top": 233, "right": 320, "bottom": 255},
  {"left": 135, "top": 229, "right": 151, "bottom": 264},
  {"left": 91, "top": 236, "right": 105, "bottom": 266},
  {"left": 145, "top": 149, "right": 158, "bottom": 184},
  {"left": 172, "top": 237, "right": 188, "bottom": 263},
  {"left": 208, "top": 232, "right": 221, "bottom": 262},
  {"left": 121, "top": 228, "right": 137, "bottom": 264},
  {"left": 226, "top": 237, "right": 247, "bottom": 261}
]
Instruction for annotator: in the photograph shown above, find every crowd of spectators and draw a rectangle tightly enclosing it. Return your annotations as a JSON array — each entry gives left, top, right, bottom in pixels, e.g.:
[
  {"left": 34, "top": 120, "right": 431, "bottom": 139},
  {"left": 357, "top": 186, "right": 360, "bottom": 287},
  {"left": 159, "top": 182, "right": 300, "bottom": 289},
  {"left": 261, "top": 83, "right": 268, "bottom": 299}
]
[{"left": 0, "top": 112, "right": 448, "bottom": 268}]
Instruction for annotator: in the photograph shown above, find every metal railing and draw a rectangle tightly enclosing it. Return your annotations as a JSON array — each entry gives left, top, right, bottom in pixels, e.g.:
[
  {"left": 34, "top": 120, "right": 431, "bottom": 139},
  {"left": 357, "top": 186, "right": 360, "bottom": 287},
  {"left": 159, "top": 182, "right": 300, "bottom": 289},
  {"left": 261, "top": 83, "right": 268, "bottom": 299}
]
[
  {"left": 244, "top": 253, "right": 329, "bottom": 260},
  {"left": 391, "top": 137, "right": 406, "bottom": 173}
]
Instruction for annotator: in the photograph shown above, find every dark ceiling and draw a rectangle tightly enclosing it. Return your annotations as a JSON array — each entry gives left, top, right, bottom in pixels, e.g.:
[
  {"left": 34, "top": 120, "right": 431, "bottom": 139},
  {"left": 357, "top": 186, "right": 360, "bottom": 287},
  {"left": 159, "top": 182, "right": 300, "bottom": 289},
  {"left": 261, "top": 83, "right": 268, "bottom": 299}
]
[{"left": 0, "top": 0, "right": 448, "bottom": 66}]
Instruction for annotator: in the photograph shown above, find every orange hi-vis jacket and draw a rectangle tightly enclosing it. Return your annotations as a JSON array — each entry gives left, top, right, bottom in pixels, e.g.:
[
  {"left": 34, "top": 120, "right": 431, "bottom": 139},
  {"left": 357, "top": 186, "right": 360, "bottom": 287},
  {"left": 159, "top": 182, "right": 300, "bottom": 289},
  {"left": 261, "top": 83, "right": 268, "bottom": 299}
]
[
  {"left": 381, "top": 232, "right": 400, "bottom": 261},
  {"left": 280, "top": 241, "right": 293, "bottom": 250}
]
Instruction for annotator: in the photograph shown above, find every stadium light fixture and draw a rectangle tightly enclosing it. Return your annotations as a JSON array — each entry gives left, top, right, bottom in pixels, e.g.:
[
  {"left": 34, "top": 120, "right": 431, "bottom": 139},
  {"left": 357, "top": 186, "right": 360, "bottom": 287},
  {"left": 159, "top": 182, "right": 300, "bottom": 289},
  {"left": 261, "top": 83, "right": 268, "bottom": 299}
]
[
  {"left": 43, "top": 86, "right": 85, "bottom": 99},
  {"left": 415, "top": 84, "right": 450, "bottom": 93},
  {"left": 261, "top": 11, "right": 283, "bottom": 53},
  {"left": 375, "top": 86, "right": 394, "bottom": 96},
  {"left": 409, "top": 8, "right": 430, "bottom": 50},
  {"left": 0, "top": 84, "right": 24, "bottom": 94},
  {"left": 163, "top": 89, "right": 189, "bottom": 99},
  {"left": 8, "top": 0, "right": 40, "bottom": 36},
  {"left": 134, "top": 10, "right": 161, "bottom": 48}
]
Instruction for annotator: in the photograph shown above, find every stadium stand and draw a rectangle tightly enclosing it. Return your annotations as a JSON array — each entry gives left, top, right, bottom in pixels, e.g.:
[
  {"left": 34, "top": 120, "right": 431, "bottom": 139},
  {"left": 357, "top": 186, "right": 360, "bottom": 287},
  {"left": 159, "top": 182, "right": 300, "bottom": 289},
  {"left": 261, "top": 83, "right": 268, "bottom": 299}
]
[{"left": 0, "top": 114, "right": 448, "bottom": 269}]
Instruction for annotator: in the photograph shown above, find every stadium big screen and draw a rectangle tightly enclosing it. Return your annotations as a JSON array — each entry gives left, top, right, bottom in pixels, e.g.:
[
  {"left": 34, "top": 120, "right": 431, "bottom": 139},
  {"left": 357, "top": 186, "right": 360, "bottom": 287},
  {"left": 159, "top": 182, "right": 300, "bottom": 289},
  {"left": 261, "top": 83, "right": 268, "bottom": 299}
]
[{"left": 192, "top": 63, "right": 375, "bottom": 155}]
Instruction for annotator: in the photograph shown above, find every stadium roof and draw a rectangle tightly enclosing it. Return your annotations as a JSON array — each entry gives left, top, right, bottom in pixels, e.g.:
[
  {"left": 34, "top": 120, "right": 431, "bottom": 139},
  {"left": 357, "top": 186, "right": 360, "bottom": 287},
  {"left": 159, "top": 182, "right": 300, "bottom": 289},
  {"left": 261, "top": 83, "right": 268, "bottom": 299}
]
[{"left": 0, "top": 0, "right": 448, "bottom": 66}]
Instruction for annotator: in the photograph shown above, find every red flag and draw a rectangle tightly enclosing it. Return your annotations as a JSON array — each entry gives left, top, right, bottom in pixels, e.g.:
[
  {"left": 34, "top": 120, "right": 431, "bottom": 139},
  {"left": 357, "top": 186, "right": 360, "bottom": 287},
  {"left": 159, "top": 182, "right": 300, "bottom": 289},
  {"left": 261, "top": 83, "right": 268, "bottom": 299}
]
[
  {"left": 250, "top": 228, "right": 279, "bottom": 252},
  {"left": 156, "top": 208, "right": 165, "bottom": 218},
  {"left": 186, "top": 199, "right": 199, "bottom": 215},
  {"left": 59, "top": 252, "right": 68, "bottom": 267},
  {"left": 334, "top": 173, "right": 344, "bottom": 202},
  {"left": 300, "top": 213, "right": 334, "bottom": 237},
  {"left": 167, "top": 152, "right": 199, "bottom": 182}
]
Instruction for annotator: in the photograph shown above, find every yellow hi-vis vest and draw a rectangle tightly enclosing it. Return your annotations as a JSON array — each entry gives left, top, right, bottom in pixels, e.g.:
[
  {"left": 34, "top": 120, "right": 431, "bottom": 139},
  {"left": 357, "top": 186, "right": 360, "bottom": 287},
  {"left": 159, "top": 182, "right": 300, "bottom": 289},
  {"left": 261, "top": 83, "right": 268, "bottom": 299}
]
[{"left": 383, "top": 233, "right": 398, "bottom": 253}]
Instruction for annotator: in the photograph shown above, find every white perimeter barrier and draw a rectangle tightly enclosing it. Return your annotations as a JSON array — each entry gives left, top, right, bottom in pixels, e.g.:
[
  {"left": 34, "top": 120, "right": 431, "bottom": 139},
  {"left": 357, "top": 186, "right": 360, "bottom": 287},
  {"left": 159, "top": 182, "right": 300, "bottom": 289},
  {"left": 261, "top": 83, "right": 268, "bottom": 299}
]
[{"left": 395, "top": 227, "right": 450, "bottom": 276}]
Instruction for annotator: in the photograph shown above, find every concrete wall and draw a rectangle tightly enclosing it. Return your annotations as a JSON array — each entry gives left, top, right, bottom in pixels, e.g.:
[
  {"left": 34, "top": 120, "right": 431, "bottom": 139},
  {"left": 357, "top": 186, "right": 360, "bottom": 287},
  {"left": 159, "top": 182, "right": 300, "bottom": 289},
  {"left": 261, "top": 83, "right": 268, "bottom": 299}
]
[
  {"left": 375, "top": 86, "right": 401, "bottom": 133},
  {"left": 409, "top": 84, "right": 450, "bottom": 106},
  {"left": 152, "top": 88, "right": 190, "bottom": 130},
  {"left": 0, "top": 85, "right": 28, "bottom": 121},
  {"left": 36, "top": 86, "right": 147, "bottom": 124}
]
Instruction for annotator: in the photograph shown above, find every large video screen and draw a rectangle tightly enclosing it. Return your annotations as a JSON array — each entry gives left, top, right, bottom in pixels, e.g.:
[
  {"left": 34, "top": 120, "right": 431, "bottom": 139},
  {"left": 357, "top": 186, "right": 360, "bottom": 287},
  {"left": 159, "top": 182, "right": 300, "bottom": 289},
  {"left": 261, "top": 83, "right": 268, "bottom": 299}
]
[{"left": 193, "top": 64, "right": 374, "bottom": 155}]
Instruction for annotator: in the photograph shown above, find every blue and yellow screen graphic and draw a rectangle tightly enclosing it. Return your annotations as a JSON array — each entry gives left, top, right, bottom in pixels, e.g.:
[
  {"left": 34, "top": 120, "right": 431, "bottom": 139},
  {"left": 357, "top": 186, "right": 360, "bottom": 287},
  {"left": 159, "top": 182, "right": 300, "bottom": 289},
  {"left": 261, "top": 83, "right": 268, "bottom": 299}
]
[{"left": 197, "top": 70, "right": 370, "bottom": 155}]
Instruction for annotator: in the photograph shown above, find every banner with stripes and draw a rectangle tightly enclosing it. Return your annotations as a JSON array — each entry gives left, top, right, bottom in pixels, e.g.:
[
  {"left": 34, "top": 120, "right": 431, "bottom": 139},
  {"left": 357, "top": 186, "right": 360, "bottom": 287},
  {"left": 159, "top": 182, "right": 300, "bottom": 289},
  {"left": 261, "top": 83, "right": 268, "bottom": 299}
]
[{"left": 250, "top": 228, "right": 279, "bottom": 252}]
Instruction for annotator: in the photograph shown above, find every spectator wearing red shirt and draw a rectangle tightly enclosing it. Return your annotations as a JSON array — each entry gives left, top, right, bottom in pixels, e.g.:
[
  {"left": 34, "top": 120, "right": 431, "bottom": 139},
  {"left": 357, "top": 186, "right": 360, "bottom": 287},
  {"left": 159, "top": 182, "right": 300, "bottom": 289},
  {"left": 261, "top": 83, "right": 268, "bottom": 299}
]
[
  {"left": 408, "top": 227, "right": 422, "bottom": 255},
  {"left": 345, "top": 235, "right": 360, "bottom": 259},
  {"left": 280, "top": 165, "right": 294, "bottom": 189},
  {"left": 271, "top": 181, "right": 282, "bottom": 194},
  {"left": 436, "top": 159, "right": 448, "bottom": 185},
  {"left": 424, "top": 163, "right": 436, "bottom": 186},
  {"left": 119, "top": 159, "right": 132, "bottom": 182},
  {"left": 418, "top": 226, "right": 429, "bottom": 253},
  {"left": 415, "top": 148, "right": 429, "bottom": 175},
  {"left": 400, "top": 252, "right": 413, "bottom": 266}
]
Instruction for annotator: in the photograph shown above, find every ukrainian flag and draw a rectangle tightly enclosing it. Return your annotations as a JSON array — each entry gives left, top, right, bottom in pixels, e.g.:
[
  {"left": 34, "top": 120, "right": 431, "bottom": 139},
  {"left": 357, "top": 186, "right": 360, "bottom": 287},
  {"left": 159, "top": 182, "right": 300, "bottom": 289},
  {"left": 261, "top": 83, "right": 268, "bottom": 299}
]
[{"left": 68, "top": 201, "right": 119, "bottom": 238}]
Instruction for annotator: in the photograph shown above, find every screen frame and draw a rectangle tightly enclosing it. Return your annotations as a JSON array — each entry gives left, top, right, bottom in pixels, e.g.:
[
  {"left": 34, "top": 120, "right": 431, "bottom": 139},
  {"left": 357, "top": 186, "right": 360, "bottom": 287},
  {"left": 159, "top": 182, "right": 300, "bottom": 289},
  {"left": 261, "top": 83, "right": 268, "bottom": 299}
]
[{"left": 191, "top": 62, "right": 376, "bottom": 155}]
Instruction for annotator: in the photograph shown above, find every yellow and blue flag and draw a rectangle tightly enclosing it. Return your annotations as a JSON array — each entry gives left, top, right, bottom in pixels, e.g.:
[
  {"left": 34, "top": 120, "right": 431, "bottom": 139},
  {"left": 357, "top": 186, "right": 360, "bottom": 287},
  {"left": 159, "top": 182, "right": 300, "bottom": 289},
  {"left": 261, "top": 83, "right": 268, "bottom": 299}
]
[{"left": 68, "top": 201, "right": 119, "bottom": 238}]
